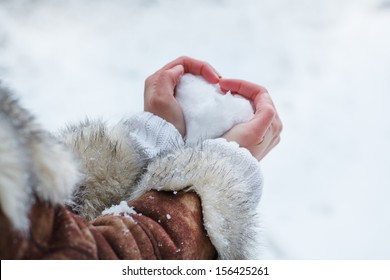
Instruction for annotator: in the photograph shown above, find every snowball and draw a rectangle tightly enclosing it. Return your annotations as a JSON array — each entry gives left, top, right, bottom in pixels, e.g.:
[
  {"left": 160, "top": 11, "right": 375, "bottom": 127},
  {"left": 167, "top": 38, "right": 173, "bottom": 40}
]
[{"left": 175, "top": 74, "right": 254, "bottom": 144}]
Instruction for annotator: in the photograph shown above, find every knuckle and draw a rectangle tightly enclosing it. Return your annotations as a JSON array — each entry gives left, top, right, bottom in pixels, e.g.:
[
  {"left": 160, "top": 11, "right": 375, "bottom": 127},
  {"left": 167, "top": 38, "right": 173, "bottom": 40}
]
[
  {"left": 177, "top": 55, "right": 189, "bottom": 61},
  {"left": 144, "top": 74, "right": 155, "bottom": 86},
  {"left": 174, "top": 55, "right": 191, "bottom": 66},
  {"left": 260, "top": 86, "right": 269, "bottom": 93},
  {"left": 262, "top": 104, "right": 276, "bottom": 120},
  {"left": 272, "top": 114, "right": 283, "bottom": 134},
  {"left": 276, "top": 121, "right": 283, "bottom": 134}
]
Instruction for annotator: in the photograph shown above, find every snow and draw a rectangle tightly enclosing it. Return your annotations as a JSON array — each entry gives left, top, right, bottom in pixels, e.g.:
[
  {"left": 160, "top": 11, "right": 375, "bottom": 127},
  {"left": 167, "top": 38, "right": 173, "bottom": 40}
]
[
  {"left": 102, "top": 201, "right": 137, "bottom": 221},
  {"left": 1, "top": 0, "right": 390, "bottom": 259},
  {"left": 176, "top": 73, "right": 254, "bottom": 143}
]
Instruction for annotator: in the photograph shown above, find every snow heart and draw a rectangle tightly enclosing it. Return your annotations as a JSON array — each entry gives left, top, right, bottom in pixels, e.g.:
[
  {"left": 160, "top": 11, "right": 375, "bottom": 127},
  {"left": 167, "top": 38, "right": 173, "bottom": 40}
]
[{"left": 175, "top": 73, "right": 254, "bottom": 144}]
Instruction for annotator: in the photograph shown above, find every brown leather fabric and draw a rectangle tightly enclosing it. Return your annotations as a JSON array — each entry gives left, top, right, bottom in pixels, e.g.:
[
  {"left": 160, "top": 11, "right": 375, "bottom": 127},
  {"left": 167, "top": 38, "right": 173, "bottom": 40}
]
[{"left": 0, "top": 191, "right": 216, "bottom": 260}]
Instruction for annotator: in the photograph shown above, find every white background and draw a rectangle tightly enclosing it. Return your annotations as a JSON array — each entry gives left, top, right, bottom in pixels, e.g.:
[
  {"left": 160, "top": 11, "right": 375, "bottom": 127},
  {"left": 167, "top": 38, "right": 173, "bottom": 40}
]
[
  {"left": 2, "top": 260, "right": 390, "bottom": 280},
  {"left": 1, "top": 0, "right": 389, "bottom": 259}
]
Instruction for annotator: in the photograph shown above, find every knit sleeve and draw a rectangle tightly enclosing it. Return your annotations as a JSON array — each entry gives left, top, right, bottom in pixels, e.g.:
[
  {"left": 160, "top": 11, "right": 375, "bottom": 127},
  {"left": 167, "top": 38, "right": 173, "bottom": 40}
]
[
  {"left": 130, "top": 138, "right": 264, "bottom": 259},
  {"left": 117, "top": 112, "right": 184, "bottom": 161}
]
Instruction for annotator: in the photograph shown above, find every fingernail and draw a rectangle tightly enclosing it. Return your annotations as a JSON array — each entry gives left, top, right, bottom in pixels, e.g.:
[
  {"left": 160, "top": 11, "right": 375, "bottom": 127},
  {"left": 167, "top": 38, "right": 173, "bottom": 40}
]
[
  {"left": 172, "top": 65, "right": 184, "bottom": 72},
  {"left": 214, "top": 69, "right": 222, "bottom": 79}
]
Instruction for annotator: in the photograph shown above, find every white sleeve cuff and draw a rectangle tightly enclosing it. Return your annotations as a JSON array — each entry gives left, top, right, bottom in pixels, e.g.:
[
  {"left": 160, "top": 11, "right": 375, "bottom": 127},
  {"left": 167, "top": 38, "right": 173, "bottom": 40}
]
[{"left": 119, "top": 112, "right": 184, "bottom": 161}]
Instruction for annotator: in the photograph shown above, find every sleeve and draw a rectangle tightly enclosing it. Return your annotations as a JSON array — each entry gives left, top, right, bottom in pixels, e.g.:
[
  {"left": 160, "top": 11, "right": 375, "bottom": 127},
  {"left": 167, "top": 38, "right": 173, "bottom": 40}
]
[
  {"left": 130, "top": 138, "right": 264, "bottom": 260},
  {"left": 0, "top": 191, "right": 216, "bottom": 260}
]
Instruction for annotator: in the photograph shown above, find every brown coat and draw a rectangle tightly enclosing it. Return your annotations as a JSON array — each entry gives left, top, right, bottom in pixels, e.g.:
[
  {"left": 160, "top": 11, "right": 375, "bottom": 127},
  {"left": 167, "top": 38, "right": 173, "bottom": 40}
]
[{"left": 0, "top": 190, "right": 216, "bottom": 260}]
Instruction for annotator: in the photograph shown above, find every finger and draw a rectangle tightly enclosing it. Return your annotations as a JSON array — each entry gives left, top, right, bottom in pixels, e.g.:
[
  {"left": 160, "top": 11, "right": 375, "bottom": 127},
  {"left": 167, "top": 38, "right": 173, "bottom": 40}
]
[
  {"left": 272, "top": 113, "right": 283, "bottom": 135},
  {"left": 250, "top": 90, "right": 276, "bottom": 131},
  {"left": 223, "top": 86, "right": 277, "bottom": 148},
  {"left": 251, "top": 107, "right": 275, "bottom": 143},
  {"left": 253, "top": 126, "right": 275, "bottom": 160},
  {"left": 219, "top": 79, "right": 277, "bottom": 118},
  {"left": 156, "top": 65, "right": 185, "bottom": 99},
  {"left": 219, "top": 79, "right": 268, "bottom": 100},
  {"left": 223, "top": 112, "right": 273, "bottom": 148},
  {"left": 258, "top": 135, "right": 281, "bottom": 161},
  {"left": 162, "top": 56, "right": 220, "bottom": 83}
]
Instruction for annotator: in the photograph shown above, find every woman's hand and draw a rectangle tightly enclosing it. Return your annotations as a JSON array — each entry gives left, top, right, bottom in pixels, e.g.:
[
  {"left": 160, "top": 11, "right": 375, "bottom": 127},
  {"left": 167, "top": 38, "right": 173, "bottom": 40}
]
[
  {"left": 144, "top": 56, "right": 220, "bottom": 136},
  {"left": 220, "top": 79, "right": 282, "bottom": 161}
]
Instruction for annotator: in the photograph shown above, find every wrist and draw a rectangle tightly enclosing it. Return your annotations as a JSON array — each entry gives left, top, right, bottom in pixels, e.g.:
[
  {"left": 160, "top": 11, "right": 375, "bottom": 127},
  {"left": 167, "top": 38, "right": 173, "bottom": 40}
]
[{"left": 120, "top": 112, "right": 185, "bottom": 160}]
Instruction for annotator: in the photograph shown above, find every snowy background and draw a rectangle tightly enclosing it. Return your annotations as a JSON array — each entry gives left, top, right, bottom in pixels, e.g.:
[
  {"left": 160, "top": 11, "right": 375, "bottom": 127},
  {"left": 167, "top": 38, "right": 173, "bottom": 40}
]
[{"left": 1, "top": 0, "right": 389, "bottom": 259}]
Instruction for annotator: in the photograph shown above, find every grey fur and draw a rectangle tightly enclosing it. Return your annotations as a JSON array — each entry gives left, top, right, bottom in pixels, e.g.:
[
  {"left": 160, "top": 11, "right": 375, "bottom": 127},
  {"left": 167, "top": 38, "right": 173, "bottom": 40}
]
[
  {"left": 0, "top": 83, "right": 80, "bottom": 231},
  {"left": 59, "top": 119, "right": 147, "bottom": 220}
]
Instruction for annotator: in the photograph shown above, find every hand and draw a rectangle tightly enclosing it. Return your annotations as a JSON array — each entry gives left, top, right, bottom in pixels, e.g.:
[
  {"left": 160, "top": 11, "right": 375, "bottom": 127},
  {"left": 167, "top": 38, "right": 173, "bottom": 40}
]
[
  {"left": 219, "top": 79, "right": 282, "bottom": 161},
  {"left": 144, "top": 56, "right": 220, "bottom": 136}
]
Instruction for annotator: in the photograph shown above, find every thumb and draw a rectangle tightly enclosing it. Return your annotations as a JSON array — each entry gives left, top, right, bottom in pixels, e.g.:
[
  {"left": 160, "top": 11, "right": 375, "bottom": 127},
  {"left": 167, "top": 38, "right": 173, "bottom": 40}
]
[
  {"left": 169, "top": 64, "right": 185, "bottom": 79},
  {"left": 157, "top": 65, "right": 185, "bottom": 98}
]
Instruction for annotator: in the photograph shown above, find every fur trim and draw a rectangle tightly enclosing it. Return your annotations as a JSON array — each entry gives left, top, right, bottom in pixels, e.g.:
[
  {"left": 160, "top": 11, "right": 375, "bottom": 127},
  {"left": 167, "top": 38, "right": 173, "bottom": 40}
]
[
  {"left": 130, "top": 139, "right": 263, "bottom": 259},
  {"left": 0, "top": 85, "right": 80, "bottom": 232},
  {"left": 0, "top": 114, "right": 31, "bottom": 231},
  {"left": 59, "top": 120, "right": 146, "bottom": 220},
  {"left": 28, "top": 132, "right": 81, "bottom": 205}
]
